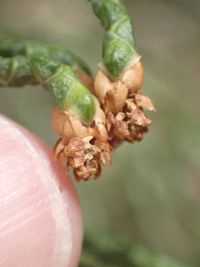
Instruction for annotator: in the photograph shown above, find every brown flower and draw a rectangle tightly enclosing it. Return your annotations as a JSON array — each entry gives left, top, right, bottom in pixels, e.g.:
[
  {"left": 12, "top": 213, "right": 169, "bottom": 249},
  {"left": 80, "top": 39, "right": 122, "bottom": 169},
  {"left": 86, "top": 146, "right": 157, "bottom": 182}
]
[
  {"left": 52, "top": 102, "right": 112, "bottom": 181},
  {"left": 52, "top": 56, "right": 155, "bottom": 181},
  {"left": 94, "top": 58, "right": 155, "bottom": 144},
  {"left": 54, "top": 136, "right": 111, "bottom": 181}
]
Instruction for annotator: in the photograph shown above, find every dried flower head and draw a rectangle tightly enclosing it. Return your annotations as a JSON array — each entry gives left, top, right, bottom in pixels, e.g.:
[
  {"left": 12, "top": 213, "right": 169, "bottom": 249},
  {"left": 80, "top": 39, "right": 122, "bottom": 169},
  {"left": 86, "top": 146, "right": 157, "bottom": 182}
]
[
  {"left": 53, "top": 104, "right": 112, "bottom": 181},
  {"left": 94, "top": 59, "right": 155, "bottom": 144}
]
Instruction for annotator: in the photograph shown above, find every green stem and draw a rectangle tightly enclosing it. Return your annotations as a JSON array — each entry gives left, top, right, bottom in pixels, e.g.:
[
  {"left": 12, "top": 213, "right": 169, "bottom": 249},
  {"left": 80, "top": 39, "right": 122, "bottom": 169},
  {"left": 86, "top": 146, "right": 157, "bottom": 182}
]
[
  {"left": 88, "top": 0, "right": 139, "bottom": 79},
  {"left": 0, "top": 53, "right": 95, "bottom": 124},
  {"left": 0, "top": 0, "right": 138, "bottom": 123},
  {"left": 0, "top": 39, "right": 92, "bottom": 76}
]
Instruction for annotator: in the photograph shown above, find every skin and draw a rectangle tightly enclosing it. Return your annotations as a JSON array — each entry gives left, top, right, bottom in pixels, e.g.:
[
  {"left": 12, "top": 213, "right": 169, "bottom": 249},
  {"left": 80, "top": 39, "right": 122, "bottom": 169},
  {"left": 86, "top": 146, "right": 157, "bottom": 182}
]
[{"left": 0, "top": 115, "right": 82, "bottom": 267}]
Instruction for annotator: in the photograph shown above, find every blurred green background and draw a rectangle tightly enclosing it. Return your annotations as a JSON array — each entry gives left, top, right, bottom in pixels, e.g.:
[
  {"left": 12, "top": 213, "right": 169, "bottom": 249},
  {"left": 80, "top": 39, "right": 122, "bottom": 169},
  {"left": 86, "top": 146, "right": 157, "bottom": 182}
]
[{"left": 0, "top": 0, "right": 199, "bottom": 266}]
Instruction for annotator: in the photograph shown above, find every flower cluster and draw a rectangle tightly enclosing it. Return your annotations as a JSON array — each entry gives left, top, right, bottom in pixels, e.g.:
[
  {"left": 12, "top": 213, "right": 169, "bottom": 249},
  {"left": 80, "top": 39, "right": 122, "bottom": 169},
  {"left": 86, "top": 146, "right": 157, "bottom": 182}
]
[{"left": 53, "top": 58, "right": 155, "bottom": 181}]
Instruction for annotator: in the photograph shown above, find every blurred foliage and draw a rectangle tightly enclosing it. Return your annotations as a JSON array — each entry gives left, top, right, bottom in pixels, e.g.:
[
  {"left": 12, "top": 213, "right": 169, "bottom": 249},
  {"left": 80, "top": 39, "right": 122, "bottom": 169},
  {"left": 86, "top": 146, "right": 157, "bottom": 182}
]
[
  {"left": 0, "top": 0, "right": 199, "bottom": 266},
  {"left": 80, "top": 234, "right": 189, "bottom": 267}
]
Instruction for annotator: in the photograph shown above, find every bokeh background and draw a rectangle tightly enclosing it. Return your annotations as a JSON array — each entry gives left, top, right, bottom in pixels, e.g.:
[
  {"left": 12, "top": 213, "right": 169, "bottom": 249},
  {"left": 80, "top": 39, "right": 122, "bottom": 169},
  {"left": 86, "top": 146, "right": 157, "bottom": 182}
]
[{"left": 0, "top": 0, "right": 199, "bottom": 265}]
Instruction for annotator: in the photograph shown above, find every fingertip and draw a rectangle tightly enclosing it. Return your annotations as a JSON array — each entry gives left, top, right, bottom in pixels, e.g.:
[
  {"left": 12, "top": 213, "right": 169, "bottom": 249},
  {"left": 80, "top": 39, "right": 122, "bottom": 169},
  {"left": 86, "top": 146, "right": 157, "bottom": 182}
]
[{"left": 0, "top": 114, "right": 83, "bottom": 267}]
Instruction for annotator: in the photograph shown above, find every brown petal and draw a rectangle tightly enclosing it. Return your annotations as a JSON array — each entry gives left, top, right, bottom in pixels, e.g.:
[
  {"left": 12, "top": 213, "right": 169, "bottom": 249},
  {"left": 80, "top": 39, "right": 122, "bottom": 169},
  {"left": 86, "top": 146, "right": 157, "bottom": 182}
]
[
  {"left": 106, "top": 81, "right": 128, "bottom": 114},
  {"left": 121, "top": 60, "right": 144, "bottom": 93},
  {"left": 94, "top": 70, "right": 113, "bottom": 103},
  {"left": 135, "top": 94, "right": 156, "bottom": 111},
  {"left": 52, "top": 108, "right": 89, "bottom": 140}
]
